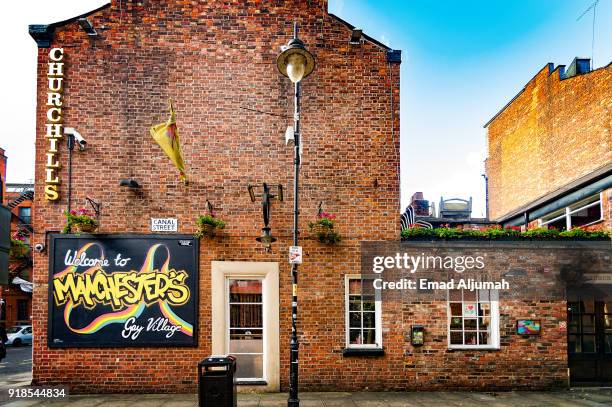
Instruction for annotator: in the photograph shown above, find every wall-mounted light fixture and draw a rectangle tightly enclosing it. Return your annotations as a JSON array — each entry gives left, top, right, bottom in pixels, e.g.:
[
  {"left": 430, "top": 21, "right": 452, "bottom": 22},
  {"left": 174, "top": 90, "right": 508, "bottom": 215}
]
[
  {"left": 119, "top": 179, "right": 141, "bottom": 189},
  {"left": 248, "top": 183, "right": 283, "bottom": 250},
  {"left": 78, "top": 18, "right": 98, "bottom": 36}
]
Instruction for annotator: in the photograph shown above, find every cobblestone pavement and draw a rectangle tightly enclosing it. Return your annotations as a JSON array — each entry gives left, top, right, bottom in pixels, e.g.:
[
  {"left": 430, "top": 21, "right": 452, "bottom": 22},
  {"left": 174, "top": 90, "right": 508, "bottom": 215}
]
[{"left": 1, "top": 389, "right": 612, "bottom": 407}]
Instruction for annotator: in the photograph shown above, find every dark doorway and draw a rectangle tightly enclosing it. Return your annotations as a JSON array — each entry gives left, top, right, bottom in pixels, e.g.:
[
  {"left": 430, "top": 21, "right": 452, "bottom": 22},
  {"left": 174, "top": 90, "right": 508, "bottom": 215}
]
[{"left": 568, "top": 298, "right": 612, "bottom": 385}]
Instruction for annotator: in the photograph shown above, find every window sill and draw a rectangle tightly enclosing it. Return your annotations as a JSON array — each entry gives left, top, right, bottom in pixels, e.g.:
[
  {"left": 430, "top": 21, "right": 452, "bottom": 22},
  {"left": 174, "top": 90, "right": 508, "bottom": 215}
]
[
  {"left": 448, "top": 346, "right": 500, "bottom": 351},
  {"left": 342, "top": 348, "right": 385, "bottom": 357},
  {"left": 236, "top": 380, "right": 267, "bottom": 386}
]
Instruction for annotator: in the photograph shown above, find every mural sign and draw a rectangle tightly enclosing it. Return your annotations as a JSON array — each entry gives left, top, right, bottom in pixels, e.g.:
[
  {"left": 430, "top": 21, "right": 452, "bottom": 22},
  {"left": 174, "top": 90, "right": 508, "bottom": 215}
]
[{"left": 48, "top": 234, "right": 198, "bottom": 347}]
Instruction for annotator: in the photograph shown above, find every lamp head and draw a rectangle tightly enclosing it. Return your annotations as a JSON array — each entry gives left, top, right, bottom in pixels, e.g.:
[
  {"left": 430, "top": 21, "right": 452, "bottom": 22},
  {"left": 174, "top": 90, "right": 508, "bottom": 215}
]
[
  {"left": 277, "top": 38, "right": 315, "bottom": 83},
  {"left": 256, "top": 227, "right": 277, "bottom": 249},
  {"left": 119, "top": 178, "right": 141, "bottom": 189}
]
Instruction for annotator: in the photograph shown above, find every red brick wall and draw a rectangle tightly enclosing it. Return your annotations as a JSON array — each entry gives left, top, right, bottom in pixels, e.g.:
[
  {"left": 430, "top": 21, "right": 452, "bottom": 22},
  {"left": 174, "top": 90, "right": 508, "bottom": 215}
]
[
  {"left": 485, "top": 63, "right": 612, "bottom": 221},
  {"left": 392, "top": 241, "right": 609, "bottom": 391},
  {"left": 31, "top": 0, "right": 400, "bottom": 393}
]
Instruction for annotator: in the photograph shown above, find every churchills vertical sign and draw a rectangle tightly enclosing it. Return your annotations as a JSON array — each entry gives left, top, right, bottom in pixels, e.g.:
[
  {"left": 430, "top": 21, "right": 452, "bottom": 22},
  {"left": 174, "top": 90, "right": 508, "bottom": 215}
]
[{"left": 44, "top": 48, "right": 65, "bottom": 201}]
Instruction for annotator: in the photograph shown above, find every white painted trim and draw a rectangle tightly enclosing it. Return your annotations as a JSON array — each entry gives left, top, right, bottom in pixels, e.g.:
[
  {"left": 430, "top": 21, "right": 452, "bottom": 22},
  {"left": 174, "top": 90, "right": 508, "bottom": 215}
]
[
  {"left": 447, "top": 289, "right": 500, "bottom": 350},
  {"left": 538, "top": 192, "right": 603, "bottom": 229},
  {"left": 211, "top": 261, "right": 279, "bottom": 392},
  {"left": 344, "top": 274, "right": 383, "bottom": 349}
]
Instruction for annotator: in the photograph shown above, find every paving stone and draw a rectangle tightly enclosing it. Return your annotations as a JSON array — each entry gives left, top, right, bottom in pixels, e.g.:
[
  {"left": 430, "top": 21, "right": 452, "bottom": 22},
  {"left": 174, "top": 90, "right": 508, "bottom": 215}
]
[{"left": 3, "top": 391, "right": 612, "bottom": 406}]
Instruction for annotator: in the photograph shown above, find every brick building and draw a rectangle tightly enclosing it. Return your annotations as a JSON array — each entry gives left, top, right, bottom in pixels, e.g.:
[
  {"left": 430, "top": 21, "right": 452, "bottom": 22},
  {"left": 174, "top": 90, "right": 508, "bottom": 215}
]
[
  {"left": 485, "top": 58, "right": 611, "bottom": 231},
  {"left": 484, "top": 58, "right": 612, "bottom": 384},
  {"left": 0, "top": 149, "right": 33, "bottom": 328},
  {"left": 27, "top": 1, "right": 612, "bottom": 394},
  {"left": 29, "top": 0, "right": 401, "bottom": 393}
]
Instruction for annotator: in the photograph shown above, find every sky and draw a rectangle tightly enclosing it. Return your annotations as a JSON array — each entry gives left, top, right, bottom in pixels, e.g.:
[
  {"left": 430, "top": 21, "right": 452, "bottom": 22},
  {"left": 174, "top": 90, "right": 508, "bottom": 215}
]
[{"left": 1, "top": 1, "right": 611, "bottom": 218}]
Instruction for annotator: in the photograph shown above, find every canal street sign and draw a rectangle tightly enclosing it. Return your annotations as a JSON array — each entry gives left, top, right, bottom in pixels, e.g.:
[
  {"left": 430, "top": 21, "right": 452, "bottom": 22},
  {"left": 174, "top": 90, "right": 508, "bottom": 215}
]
[{"left": 151, "top": 218, "right": 178, "bottom": 232}]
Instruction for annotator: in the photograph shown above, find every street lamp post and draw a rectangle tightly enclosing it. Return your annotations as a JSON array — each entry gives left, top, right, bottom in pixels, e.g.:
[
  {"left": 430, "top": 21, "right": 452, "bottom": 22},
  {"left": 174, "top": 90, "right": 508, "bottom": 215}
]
[{"left": 276, "top": 22, "right": 315, "bottom": 407}]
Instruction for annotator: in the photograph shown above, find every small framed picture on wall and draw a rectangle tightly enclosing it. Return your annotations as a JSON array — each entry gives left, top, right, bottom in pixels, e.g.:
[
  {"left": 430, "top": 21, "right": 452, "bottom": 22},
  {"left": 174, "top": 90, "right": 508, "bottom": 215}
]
[{"left": 517, "top": 319, "right": 541, "bottom": 335}]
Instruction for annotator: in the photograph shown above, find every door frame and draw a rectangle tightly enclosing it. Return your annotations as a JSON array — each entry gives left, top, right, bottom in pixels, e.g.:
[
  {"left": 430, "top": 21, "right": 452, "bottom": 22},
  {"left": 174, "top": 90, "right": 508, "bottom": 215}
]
[
  {"left": 211, "top": 261, "right": 280, "bottom": 391},
  {"left": 568, "top": 298, "right": 612, "bottom": 385}
]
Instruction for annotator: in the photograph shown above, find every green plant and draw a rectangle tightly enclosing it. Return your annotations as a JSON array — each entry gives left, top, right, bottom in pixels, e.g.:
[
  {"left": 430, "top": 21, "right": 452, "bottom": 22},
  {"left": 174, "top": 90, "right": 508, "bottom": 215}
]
[
  {"left": 520, "top": 227, "right": 560, "bottom": 239},
  {"left": 308, "top": 212, "right": 336, "bottom": 230},
  {"left": 313, "top": 229, "right": 341, "bottom": 244},
  {"left": 559, "top": 228, "right": 610, "bottom": 239},
  {"left": 63, "top": 208, "right": 99, "bottom": 234},
  {"left": 401, "top": 225, "right": 610, "bottom": 240},
  {"left": 195, "top": 214, "right": 226, "bottom": 238},
  {"left": 309, "top": 212, "right": 341, "bottom": 245},
  {"left": 196, "top": 215, "right": 226, "bottom": 229},
  {"left": 10, "top": 238, "right": 30, "bottom": 259}
]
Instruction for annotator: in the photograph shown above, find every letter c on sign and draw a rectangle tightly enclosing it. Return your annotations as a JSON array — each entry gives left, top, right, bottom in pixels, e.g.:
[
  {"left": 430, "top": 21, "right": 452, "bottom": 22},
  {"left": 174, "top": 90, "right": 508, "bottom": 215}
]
[
  {"left": 47, "top": 108, "right": 62, "bottom": 122},
  {"left": 49, "top": 48, "right": 64, "bottom": 61}
]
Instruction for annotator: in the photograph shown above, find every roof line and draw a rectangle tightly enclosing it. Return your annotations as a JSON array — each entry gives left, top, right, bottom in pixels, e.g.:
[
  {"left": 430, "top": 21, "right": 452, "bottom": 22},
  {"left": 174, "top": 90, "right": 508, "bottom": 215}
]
[
  {"left": 29, "top": 2, "right": 111, "bottom": 47},
  {"left": 483, "top": 63, "right": 553, "bottom": 128},
  {"left": 558, "top": 60, "right": 612, "bottom": 82},
  {"left": 493, "top": 163, "right": 612, "bottom": 223},
  {"left": 328, "top": 12, "right": 392, "bottom": 51},
  {"left": 484, "top": 60, "right": 612, "bottom": 128}
]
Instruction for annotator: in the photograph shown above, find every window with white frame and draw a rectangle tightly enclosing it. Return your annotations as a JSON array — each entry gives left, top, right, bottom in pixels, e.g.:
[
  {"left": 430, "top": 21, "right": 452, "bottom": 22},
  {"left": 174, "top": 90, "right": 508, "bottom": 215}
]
[
  {"left": 345, "top": 275, "right": 382, "bottom": 349},
  {"left": 539, "top": 193, "right": 603, "bottom": 230},
  {"left": 448, "top": 289, "right": 499, "bottom": 349}
]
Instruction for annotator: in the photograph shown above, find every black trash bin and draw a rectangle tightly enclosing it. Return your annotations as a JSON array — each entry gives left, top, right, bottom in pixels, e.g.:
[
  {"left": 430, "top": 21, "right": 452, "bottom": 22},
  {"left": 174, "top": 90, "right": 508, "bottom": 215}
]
[{"left": 198, "top": 355, "right": 237, "bottom": 407}]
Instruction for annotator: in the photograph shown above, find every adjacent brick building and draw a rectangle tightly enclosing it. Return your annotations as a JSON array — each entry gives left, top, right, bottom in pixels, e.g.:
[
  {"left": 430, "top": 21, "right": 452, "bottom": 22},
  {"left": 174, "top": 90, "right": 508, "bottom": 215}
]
[
  {"left": 0, "top": 149, "right": 33, "bottom": 328},
  {"left": 485, "top": 59, "right": 611, "bottom": 230},
  {"left": 484, "top": 58, "right": 612, "bottom": 385}
]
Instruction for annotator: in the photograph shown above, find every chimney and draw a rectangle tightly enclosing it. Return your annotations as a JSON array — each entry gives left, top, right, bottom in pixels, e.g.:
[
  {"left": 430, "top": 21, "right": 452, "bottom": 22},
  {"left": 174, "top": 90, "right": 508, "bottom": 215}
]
[
  {"left": 410, "top": 192, "right": 430, "bottom": 216},
  {"left": 564, "top": 58, "right": 591, "bottom": 78}
]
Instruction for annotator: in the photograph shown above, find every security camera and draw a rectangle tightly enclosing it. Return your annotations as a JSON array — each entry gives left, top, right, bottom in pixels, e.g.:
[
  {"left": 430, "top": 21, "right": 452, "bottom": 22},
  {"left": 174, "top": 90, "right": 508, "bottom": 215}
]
[
  {"left": 34, "top": 243, "right": 45, "bottom": 253},
  {"left": 64, "top": 127, "right": 87, "bottom": 151}
]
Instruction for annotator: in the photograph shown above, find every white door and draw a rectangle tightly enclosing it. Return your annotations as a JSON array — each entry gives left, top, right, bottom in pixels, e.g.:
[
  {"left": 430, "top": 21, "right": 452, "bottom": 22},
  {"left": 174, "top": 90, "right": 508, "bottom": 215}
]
[
  {"left": 211, "top": 261, "right": 280, "bottom": 391},
  {"left": 227, "top": 278, "right": 265, "bottom": 381}
]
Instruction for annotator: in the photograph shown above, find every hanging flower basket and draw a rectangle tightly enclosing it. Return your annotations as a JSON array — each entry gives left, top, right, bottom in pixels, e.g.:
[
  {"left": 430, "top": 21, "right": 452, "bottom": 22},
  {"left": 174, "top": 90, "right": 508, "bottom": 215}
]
[
  {"left": 73, "top": 222, "right": 98, "bottom": 234},
  {"left": 198, "top": 223, "right": 216, "bottom": 237},
  {"left": 195, "top": 214, "right": 226, "bottom": 238},
  {"left": 63, "top": 208, "right": 99, "bottom": 234},
  {"left": 308, "top": 212, "right": 341, "bottom": 245},
  {"left": 311, "top": 223, "right": 331, "bottom": 235}
]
